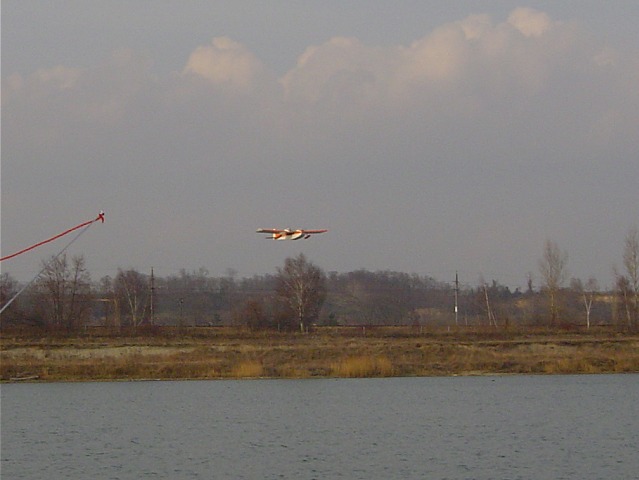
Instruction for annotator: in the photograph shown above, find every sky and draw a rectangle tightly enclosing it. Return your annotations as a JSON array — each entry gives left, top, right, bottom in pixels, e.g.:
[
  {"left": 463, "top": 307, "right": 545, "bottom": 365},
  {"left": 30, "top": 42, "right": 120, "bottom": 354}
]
[{"left": 2, "top": 1, "right": 638, "bottom": 290}]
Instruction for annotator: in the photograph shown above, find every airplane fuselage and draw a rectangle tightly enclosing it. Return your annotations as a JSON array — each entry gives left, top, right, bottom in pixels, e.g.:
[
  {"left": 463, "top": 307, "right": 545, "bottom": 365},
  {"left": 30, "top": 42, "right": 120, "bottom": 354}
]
[{"left": 256, "top": 228, "right": 327, "bottom": 240}]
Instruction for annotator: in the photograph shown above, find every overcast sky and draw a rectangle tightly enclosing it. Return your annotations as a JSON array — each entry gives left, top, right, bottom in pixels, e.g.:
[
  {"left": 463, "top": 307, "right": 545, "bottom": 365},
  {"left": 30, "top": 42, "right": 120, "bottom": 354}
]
[{"left": 2, "top": 1, "right": 638, "bottom": 289}]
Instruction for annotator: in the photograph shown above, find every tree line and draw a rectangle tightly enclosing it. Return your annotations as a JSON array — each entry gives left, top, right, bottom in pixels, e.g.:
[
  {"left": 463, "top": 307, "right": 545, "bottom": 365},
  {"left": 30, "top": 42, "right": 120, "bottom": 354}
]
[{"left": 1, "top": 228, "right": 638, "bottom": 332}]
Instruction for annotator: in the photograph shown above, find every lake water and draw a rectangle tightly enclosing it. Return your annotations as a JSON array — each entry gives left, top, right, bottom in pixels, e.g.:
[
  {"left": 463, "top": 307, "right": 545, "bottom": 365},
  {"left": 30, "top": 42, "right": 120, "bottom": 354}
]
[{"left": 1, "top": 374, "right": 638, "bottom": 479}]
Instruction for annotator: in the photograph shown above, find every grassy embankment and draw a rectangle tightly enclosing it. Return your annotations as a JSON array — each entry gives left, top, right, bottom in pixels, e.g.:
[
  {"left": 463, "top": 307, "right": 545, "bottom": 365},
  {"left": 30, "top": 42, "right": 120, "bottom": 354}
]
[{"left": 1, "top": 326, "right": 638, "bottom": 382}]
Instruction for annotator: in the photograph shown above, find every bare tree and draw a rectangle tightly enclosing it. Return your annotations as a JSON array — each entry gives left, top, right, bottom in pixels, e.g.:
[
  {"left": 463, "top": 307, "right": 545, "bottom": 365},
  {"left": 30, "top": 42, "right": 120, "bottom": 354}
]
[
  {"left": 622, "top": 227, "right": 639, "bottom": 329},
  {"left": 614, "top": 272, "right": 633, "bottom": 328},
  {"left": 538, "top": 240, "right": 568, "bottom": 326},
  {"left": 238, "top": 298, "right": 270, "bottom": 331},
  {"left": 0, "top": 273, "right": 21, "bottom": 327},
  {"left": 276, "top": 253, "right": 326, "bottom": 332},
  {"left": 114, "top": 269, "right": 148, "bottom": 327},
  {"left": 526, "top": 272, "right": 534, "bottom": 294},
  {"left": 0, "top": 273, "right": 18, "bottom": 305},
  {"left": 221, "top": 268, "right": 238, "bottom": 324},
  {"left": 96, "top": 275, "right": 120, "bottom": 328},
  {"left": 37, "top": 254, "right": 93, "bottom": 331},
  {"left": 571, "top": 277, "right": 598, "bottom": 329},
  {"left": 342, "top": 270, "right": 416, "bottom": 325}
]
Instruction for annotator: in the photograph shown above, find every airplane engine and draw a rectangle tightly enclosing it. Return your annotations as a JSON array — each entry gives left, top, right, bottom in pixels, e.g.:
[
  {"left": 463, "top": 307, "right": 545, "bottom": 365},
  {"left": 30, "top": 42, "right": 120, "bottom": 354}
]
[{"left": 290, "top": 231, "right": 304, "bottom": 240}]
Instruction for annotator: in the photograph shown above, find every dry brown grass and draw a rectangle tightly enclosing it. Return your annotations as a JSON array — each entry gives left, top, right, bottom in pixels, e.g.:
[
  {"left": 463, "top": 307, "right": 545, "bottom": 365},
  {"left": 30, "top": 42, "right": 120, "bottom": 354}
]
[
  {"left": 330, "top": 356, "right": 394, "bottom": 377},
  {"left": 1, "top": 326, "right": 638, "bottom": 382},
  {"left": 230, "top": 360, "right": 264, "bottom": 378}
]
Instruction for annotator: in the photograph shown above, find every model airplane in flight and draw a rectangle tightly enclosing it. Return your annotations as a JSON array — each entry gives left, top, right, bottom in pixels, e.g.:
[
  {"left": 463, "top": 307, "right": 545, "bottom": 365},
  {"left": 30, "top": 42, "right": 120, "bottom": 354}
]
[{"left": 256, "top": 228, "right": 328, "bottom": 240}]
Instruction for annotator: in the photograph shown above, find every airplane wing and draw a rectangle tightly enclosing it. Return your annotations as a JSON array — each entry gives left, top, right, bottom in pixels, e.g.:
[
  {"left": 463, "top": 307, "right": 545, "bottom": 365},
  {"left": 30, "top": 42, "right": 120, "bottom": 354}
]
[{"left": 256, "top": 228, "right": 326, "bottom": 239}]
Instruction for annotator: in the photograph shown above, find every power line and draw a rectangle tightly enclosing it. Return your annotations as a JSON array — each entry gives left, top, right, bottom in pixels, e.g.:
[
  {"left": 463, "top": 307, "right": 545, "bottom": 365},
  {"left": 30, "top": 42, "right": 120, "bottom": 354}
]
[{"left": 1, "top": 220, "right": 98, "bottom": 314}]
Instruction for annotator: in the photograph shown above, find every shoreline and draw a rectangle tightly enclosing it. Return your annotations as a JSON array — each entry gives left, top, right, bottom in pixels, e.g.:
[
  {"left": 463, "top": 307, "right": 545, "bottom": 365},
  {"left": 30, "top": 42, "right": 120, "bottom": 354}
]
[
  {"left": 2, "top": 327, "right": 638, "bottom": 383},
  {"left": 5, "top": 371, "right": 639, "bottom": 385}
]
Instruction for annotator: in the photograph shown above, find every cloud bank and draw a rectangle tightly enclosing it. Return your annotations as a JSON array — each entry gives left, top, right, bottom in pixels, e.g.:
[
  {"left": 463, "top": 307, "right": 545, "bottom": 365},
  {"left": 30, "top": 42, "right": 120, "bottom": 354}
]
[{"left": 3, "top": 8, "right": 638, "bottom": 287}]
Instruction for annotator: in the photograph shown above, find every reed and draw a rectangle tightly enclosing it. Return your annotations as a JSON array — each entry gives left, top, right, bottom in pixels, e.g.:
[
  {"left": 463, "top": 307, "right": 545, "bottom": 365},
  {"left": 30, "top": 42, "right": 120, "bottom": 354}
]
[
  {"left": 230, "top": 360, "right": 264, "bottom": 378},
  {"left": 330, "top": 355, "right": 394, "bottom": 377}
]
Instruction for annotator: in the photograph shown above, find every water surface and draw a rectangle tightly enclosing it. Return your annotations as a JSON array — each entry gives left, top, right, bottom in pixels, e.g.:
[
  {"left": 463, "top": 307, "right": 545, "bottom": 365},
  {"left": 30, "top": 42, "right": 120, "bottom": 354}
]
[{"left": 2, "top": 374, "right": 638, "bottom": 479}]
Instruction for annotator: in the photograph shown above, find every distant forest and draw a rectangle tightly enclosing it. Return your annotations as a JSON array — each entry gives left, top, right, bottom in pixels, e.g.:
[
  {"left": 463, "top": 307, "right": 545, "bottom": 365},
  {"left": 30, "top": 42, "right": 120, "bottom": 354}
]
[{"left": 1, "top": 244, "right": 638, "bottom": 332}]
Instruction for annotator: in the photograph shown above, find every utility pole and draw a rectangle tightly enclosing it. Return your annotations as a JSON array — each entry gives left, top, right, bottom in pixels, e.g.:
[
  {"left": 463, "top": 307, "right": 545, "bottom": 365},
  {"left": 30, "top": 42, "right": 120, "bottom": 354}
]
[
  {"left": 483, "top": 282, "right": 496, "bottom": 327},
  {"left": 454, "top": 271, "right": 459, "bottom": 326},
  {"left": 179, "top": 298, "right": 184, "bottom": 330},
  {"left": 150, "top": 267, "right": 155, "bottom": 326}
]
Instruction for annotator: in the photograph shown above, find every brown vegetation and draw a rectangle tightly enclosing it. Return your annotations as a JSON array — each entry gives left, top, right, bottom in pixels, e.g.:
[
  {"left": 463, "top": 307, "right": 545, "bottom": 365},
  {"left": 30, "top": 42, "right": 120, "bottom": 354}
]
[{"left": 2, "top": 326, "right": 638, "bottom": 382}]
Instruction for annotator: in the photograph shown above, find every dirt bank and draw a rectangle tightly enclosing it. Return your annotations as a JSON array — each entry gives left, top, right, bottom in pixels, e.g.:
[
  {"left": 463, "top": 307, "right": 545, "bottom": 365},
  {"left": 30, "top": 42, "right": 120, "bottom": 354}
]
[{"left": 2, "top": 327, "right": 638, "bottom": 382}]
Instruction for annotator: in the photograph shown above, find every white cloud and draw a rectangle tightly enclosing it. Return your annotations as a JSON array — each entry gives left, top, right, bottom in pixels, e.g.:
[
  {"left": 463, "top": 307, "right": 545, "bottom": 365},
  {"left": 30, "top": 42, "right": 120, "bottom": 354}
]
[
  {"left": 182, "top": 37, "right": 266, "bottom": 92},
  {"left": 3, "top": 7, "right": 633, "bottom": 168},
  {"left": 280, "top": 37, "right": 392, "bottom": 106},
  {"left": 1, "top": 8, "right": 616, "bottom": 126},
  {"left": 276, "top": 8, "right": 586, "bottom": 113},
  {"left": 33, "top": 65, "right": 82, "bottom": 90},
  {"left": 507, "top": 7, "right": 554, "bottom": 38},
  {"left": 2, "top": 65, "right": 82, "bottom": 107}
]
